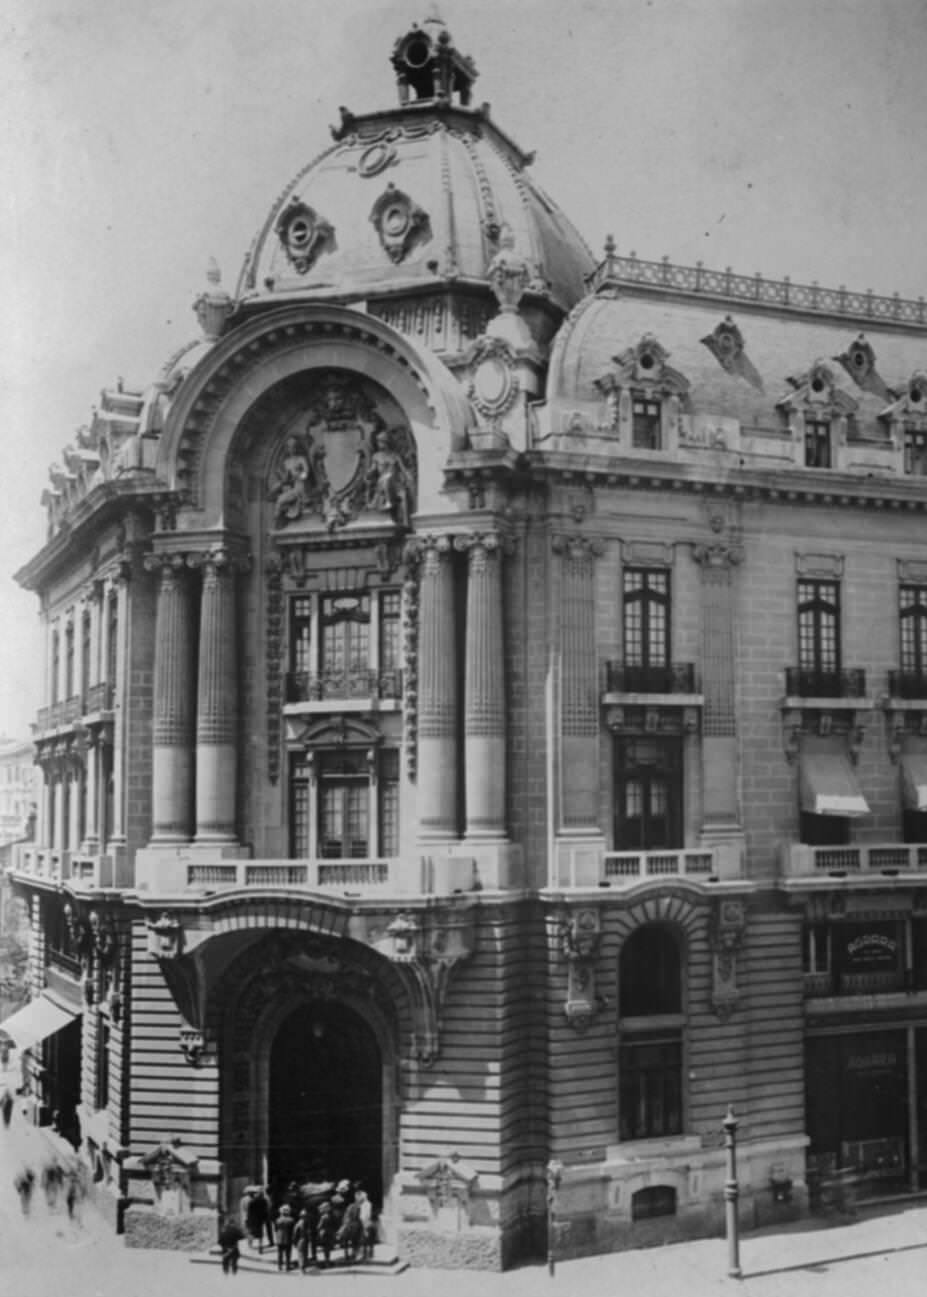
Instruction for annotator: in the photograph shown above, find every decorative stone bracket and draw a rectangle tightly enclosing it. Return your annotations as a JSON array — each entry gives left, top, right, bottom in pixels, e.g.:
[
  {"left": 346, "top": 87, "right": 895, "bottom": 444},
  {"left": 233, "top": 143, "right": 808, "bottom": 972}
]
[
  {"left": 64, "top": 900, "right": 121, "bottom": 1013},
  {"left": 710, "top": 898, "right": 748, "bottom": 1021},
  {"left": 882, "top": 697, "right": 927, "bottom": 762},
  {"left": 555, "top": 906, "right": 603, "bottom": 1031},
  {"left": 781, "top": 705, "right": 868, "bottom": 765},
  {"left": 129, "top": 1139, "right": 199, "bottom": 1215},
  {"left": 416, "top": 1152, "right": 479, "bottom": 1229},
  {"left": 370, "top": 906, "right": 476, "bottom": 1066}
]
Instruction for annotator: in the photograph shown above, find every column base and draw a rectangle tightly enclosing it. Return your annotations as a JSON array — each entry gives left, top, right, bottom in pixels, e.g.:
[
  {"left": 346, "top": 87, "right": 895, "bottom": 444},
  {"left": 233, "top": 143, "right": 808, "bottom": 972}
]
[
  {"left": 456, "top": 839, "right": 523, "bottom": 891},
  {"left": 553, "top": 833, "right": 607, "bottom": 888}
]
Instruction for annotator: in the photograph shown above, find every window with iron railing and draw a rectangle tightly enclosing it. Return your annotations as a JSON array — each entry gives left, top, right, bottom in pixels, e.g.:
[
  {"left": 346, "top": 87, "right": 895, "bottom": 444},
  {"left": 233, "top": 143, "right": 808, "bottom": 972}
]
[
  {"left": 286, "top": 588, "right": 403, "bottom": 702},
  {"left": 898, "top": 585, "right": 927, "bottom": 694},
  {"left": 796, "top": 579, "right": 841, "bottom": 692},
  {"left": 80, "top": 611, "right": 91, "bottom": 701},
  {"left": 624, "top": 568, "right": 670, "bottom": 675},
  {"left": 290, "top": 747, "right": 399, "bottom": 860},
  {"left": 64, "top": 622, "right": 75, "bottom": 701},
  {"left": 51, "top": 630, "right": 60, "bottom": 706},
  {"left": 614, "top": 737, "right": 683, "bottom": 852}
]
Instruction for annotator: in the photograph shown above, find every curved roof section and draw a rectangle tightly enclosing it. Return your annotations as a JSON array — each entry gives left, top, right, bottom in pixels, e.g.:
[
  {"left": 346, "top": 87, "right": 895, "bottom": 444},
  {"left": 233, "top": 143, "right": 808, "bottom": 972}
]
[
  {"left": 548, "top": 288, "right": 927, "bottom": 433},
  {"left": 236, "top": 16, "right": 593, "bottom": 318}
]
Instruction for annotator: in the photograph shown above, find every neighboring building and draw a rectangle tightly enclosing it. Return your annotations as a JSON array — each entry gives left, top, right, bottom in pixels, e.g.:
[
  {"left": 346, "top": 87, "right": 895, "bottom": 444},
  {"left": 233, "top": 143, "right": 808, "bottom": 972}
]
[
  {"left": 0, "top": 737, "right": 38, "bottom": 847},
  {"left": 6, "top": 14, "right": 927, "bottom": 1267}
]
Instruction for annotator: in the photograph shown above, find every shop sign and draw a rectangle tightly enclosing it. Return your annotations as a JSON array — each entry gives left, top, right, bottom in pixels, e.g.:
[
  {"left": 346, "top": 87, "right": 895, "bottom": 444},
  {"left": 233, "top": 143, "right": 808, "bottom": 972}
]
[{"left": 841, "top": 923, "right": 898, "bottom": 969}]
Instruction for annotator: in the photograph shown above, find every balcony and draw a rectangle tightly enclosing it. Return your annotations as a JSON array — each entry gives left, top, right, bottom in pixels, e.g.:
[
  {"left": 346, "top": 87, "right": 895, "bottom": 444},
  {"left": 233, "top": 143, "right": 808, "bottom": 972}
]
[
  {"left": 887, "top": 670, "right": 927, "bottom": 701},
  {"left": 11, "top": 845, "right": 66, "bottom": 884},
  {"left": 285, "top": 668, "right": 403, "bottom": 706},
  {"left": 84, "top": 681, "right": 114, "bottom": 714},
  {"left": 604, "top": 662, "right": 697, "bottom": 694},
  {"left": 781, "top": 841, "right": 927, "bottom": 879},
  {"left": 784, "top": 668, "right": 867, "bottom": 700},
  {"left": 184, "top": 858, "right": 394, "bottom": 892},
  {"left": 553, "top": 841, "right": 741, "bottom": 888},
  {"left": 804, "top": 968, "right": 914, "bottom": 998}
]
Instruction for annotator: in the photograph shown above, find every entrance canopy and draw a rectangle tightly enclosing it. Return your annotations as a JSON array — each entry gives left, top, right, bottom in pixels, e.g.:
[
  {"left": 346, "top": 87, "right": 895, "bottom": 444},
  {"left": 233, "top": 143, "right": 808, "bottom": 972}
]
[
  {"left": 800, "top": 746, "right": 869, "bottom": 817},
  {"left": 901, "top": 750, "right": 927, "bottom": 812},
  {"left": 0, "top": 995, "right": 78, "bottom": 1051}
]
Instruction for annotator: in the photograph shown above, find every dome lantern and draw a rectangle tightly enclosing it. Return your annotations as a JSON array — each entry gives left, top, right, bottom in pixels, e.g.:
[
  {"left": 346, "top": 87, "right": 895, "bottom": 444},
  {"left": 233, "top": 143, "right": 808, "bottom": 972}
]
[{"left": 390, "top": 9, "right": 477, "bottom": 106}]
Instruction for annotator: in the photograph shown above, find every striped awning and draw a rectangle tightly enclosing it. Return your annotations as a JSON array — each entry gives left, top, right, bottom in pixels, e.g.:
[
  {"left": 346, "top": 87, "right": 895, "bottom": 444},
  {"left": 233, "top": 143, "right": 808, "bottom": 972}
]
[
  {"left": 0, "top": 995, "right": 78, "bottom": 1051},
  {"left": 800, "top": 747, "right": 869, "bottom": 818},
  {"left": 901, "top": 751, "right": 927, "bottom": 813}
]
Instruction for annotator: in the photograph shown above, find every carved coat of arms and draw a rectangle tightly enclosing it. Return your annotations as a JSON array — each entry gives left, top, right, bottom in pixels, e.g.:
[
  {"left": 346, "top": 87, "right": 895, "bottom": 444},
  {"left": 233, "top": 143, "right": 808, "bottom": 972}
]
[{"left": 268, "top": 373, "right": 416, "bottom": 530}]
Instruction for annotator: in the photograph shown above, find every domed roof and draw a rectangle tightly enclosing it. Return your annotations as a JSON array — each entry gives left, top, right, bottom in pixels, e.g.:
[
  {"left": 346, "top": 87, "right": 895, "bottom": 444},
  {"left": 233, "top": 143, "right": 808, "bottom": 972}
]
[{"left": 237, "top": 15, "right": 593, "bottom": 318}]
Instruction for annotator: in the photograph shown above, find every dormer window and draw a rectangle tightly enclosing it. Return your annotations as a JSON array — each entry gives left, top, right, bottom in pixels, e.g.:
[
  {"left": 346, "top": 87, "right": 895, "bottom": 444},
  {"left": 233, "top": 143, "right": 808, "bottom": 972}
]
[
  {"left": 904, "top": 428, "right": 927, "bottom": 477},
  {"left": 632, "top": 397, "right": 662, "bottom": 450},
  {"left": 804, "top": 416, "right": 832, "bottom": 469}
]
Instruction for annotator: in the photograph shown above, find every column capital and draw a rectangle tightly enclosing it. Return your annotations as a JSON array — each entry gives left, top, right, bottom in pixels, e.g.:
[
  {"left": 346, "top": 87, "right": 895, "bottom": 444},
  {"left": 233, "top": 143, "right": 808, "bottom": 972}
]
[
  {"left": 143, "top": 551, "right": 189, "bottom": 577},
  {"left": 453, "top": 531, "right": 514, "bottom": 559},
  {"left": 692, "top": 540, "right": 743, "bottom": 569},
  {"left": 187, "top": 545, "right": 251, "bottom": 577},
  {"left": 551, "top": 533, "right": 605, "bottom": 559},
  {"left": 403, "top": 533, "right": 455, "bottom": 563}
]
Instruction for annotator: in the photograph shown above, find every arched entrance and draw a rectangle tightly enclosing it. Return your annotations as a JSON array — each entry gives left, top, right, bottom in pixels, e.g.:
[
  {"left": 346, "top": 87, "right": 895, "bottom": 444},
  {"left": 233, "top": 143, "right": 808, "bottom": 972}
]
[{"left": 268, "top": 999, "right": 383, "bottom": 1204}]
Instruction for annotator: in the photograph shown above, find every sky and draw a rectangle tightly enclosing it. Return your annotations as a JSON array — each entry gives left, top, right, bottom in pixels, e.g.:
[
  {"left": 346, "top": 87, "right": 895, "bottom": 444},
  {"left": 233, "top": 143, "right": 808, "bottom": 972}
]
[{"left": 0, "top": 0, "right": 925, "bottom": 737}]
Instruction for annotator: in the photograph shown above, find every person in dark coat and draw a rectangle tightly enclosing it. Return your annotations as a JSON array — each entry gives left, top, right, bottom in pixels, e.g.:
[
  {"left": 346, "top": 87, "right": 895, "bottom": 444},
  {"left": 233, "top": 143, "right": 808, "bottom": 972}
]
[
  {"left": 274, "top": 1202, "right": 295, "bottom": 1271},
  {"left": 315, "top": 1199, "right": 337, "bottom": 1267},
  {"left": 293, "top": 1207, "right": 313, "bottom": 1273},
  {"left": 218, "top": 1215, "right": 245, "bottom": 1275},
  {"left": 247, "top": 1186, "right": 273, "bottom": 1252},
  {"left": 1, "top": 1087, "right": 14, "bottom": 1128},
  {"left": 14, "top": 1165, "right": 35, "bottom": 1215}
]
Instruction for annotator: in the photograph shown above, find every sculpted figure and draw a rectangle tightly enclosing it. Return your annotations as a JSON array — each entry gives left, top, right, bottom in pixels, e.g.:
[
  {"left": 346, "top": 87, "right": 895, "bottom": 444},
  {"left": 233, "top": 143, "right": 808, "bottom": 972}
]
[
  {"left": 270, "top": 434, "right": 326, "bottom": 524},
  {"left": 365, "top": 428, "right": 412, "bottom": 527}
]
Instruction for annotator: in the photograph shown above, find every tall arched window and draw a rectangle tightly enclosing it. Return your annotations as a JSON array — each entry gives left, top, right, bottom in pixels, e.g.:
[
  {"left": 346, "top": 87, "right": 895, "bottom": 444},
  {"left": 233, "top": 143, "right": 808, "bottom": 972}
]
[{"left": 618, "top": 923, "right": 684, "bottom": 1141}]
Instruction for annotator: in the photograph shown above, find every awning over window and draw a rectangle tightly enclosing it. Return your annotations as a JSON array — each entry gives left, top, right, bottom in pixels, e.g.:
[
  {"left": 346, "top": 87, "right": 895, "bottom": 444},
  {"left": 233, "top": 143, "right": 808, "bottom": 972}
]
[
  {"left": 0, "top": 995, "right": 78, "bottom": 1051},
  {"left": 901, "top": 751, "right": 927, "bottom": 813},
  {"left": 800, "top": 746, "right": 870, "bottom": 817}
]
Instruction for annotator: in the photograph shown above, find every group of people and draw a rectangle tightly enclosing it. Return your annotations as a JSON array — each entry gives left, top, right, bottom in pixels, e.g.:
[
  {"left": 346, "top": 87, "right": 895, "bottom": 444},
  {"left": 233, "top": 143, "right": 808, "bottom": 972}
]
[
  {"left": 13, "top": 1150, "right": 89, "bottom": 1222},
  {"left": 220, "top": 1176, "right": 377, "bottom": 1275}
]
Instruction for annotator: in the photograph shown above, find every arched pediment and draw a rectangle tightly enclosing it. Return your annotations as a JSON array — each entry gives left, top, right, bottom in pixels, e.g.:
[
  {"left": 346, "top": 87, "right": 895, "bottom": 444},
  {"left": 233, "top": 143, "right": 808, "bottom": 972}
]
[{"left": 156, "top": 303, "right": 476, "bottom": 527}]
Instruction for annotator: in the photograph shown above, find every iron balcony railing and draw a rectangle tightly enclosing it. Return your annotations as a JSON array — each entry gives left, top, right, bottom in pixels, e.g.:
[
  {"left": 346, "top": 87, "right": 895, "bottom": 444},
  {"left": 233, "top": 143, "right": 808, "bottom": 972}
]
[
  {"left": 604, "top": 661, "right": 697, "bottom": 694},
  {"left": 887, "top": 669, "right": 927, "bottom": 700},
  {"left": 784, "top": 667, "right": 867, "bottom": 699},
  {"left": 286, "top": 667, "right": 403, "bottom": 703}
]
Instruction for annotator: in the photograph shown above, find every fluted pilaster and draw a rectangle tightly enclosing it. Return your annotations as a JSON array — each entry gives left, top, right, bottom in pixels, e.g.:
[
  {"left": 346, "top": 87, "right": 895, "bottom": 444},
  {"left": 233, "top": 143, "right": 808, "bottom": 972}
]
[
  {"left": 148, "top": 555, "right": 196, "bottom": 842},
  {"left": 459, "top": 533, "right": 506, "bottom": 839},
  {"left": 693, "top": 536, "right": 743, "bottom": 836},
  {"left": 554, "top": 534, "right": 603, "bottom": 831},
  {"left": 416, "top": 537, "right": 459, "bottom": 840},
  {"left": 192, "top": 549, "right": 239, "bottom": 841}
]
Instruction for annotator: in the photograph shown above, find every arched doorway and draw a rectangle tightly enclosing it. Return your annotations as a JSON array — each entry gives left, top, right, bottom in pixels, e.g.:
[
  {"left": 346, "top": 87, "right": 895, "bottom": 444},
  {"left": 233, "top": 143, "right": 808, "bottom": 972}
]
[{"left": 268, "top": 999, "right": 383, "bottom": 1204}]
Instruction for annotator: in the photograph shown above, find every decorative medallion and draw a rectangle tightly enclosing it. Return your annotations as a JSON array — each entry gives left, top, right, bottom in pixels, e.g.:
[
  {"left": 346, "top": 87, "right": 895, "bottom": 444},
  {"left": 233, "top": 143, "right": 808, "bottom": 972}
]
[
  {"left": 833, "top": 333, "right": 890, "bottom": 399},
  {"left": 700, "top": 315, "right": 764, "bottom": 392},
  {"left": 275, "top": 198, "right": 336, "bottom": 274},
  {"left": 357, "top": 140, "right": 397, "bottom": 178},
  {"left": 466, "top": 337, "right": 519, "bottom": 420},
  {"left": 369, "top": 183, "right": 431, "bottom": 264}
]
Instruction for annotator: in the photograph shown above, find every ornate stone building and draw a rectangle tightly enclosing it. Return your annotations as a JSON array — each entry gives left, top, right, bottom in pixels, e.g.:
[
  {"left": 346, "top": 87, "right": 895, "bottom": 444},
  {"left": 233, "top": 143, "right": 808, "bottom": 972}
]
[{"left": 6, "top": 13, "right": 927, "bottom": 1268}]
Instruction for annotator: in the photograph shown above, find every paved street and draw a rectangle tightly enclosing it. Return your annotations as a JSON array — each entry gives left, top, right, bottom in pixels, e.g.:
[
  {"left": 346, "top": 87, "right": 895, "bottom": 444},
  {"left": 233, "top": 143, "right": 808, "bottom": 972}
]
[{"left": 2, "top": 1104, "right": 927, "bottom": 1297}]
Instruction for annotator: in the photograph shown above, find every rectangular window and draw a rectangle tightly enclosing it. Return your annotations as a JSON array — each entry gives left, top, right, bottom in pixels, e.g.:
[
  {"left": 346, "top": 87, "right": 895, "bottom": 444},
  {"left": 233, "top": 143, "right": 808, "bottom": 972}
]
[
  {"left": 51, "top": 631, "right": 60, "bottom": 705},
  {"left": 619, "top": 1034, "right": 683, "bottom": 1140},
  {"left": 615, "top": 737, "right": 682, "bottom": 850},
  {"left": 623, "top": 569, "right": 670, "bottom": 690},
  {"left": 290, "top": 596, "right": 313, "bottom": 674},
  {"left": 904, "top": 428, "right": 927, "bottom": 477},
  {"left": 803, "top": 923, "right": 831, "bottom": 975},
  {"left": 899, "top": 585, "right": 927, "bottom": 678},
  {"left": 80, "top": 613, "right": 92, "bottom": 699},
  {"left": 632, "top": 396, "right": 662, "bottom": 450},
  {"left": 379, "top": 749, "right": 400, "bottom": 856},
  {"left": 107, "top": 595, "right": 118, "bottom": 692},
  {"left": 797, "top": 579, "right": 840, "bottom": 688},
  {"left": 64, "top": 624, "right": 75, "bottom": 699},
  {"left": 319, "top": 750, "right": 369, "bottom": 858},
  {"left": 320, "top": 594, "right": 371, "bottom": 696},
  {"left": 804, "top": 418, "right": 832, "bottom": 468},
  {"left": 96, "top": 1015, "right": 110, "bottom": 1110},
  {"left": 290, "top": 761, "right": 311, "bottom": 857}
]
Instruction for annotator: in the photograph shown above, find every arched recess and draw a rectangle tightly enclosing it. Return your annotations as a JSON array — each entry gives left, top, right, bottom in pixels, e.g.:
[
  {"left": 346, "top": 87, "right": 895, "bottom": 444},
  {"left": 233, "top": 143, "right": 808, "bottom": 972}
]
[
  {"left": 156, "top": 304, "right": 476, "bottom": 526},
  {"left": 213, "top": 929, "right": 408, "bottom": 1223}
]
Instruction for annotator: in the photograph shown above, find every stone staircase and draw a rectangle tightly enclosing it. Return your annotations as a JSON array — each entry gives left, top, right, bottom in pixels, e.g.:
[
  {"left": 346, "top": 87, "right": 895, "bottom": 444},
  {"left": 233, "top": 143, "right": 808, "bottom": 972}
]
[{"left": 190, "top": 1241, "right": 408, "bottom": 1277}]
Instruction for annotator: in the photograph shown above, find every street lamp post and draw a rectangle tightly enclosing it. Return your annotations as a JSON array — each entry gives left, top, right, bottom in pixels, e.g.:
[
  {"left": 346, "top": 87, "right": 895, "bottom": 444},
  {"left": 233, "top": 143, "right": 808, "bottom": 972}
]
[
  {"left": 722, "top": 1104, "right": 742, "bottom": 1279},
  {"left": 546, "top": 1158, "right": 563, "bottom": 1277}
]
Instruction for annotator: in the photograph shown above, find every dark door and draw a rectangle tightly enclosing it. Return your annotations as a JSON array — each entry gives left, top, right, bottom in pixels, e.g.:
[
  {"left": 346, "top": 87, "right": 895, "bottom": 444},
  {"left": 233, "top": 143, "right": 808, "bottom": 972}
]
[
  {"left": 615, "top": 737, "right": 682, "bottom": 850},
  {"left": 268, "top": 1000, "right": 382, "bottom": 1204}
]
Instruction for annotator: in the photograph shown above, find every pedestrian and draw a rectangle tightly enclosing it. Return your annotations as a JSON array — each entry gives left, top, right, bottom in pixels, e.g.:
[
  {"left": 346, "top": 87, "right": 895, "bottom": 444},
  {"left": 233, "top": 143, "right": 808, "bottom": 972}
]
[
  {"left": 247, "top": 1185, "right": 273, "bottom": 1252},
  {"left": 338, "top": 1189, "right": 364, "bottom": 1264},
  {"left": 218, "top": 1215, "right": 245, "bottom": 1275},
  {"left": 357, "top": 1188, "right": 376, "bottom": 1260},
  {"left": 41, "top": 1157, "right": 64, "bottom": 1209},
  {"left": 1, "top": 1087, "right": 13, "bottom": 1128},
  {"left": 293, "top": 1207, "right": 313, "bottom": 1273},
  {"left": 316, "top": 1199, "right": 338, "bottom": 1267},
  {"left": 274, "top": 1202, "right": 294, "bottom": 1272},
  {"left": 65, "top": 1162, "right": 87, "bottom": 1222},
  {"left": 14, "top": 1165, "right": 35, "bottom": 1215}
]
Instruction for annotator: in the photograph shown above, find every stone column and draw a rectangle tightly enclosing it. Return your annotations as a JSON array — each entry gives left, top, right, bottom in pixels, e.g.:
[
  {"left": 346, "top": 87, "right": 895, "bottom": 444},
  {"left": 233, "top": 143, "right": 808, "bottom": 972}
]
[
  {"left": 554, "top": 535, "right": 603, "bottom": 833},
  {"left": 416, "top": 537, "right": 459, "bottom": 841},
  {"left": 109, "top": 573, "right": 131, "bottom": 844},
  {"left": 148, "top": 555, "right": 196, "bottom": 843},
  {"left": 693, "top": 535, "right": 744, "bottom": 861},
  {"left": 83, "top": 732, "right": 98, "bottom": 851},
  {"left": 459, "top": 533, "right": 506, "bottom": 839},
  {"left": 192, "top": 549, "right": 239, "bottom": 842}
]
